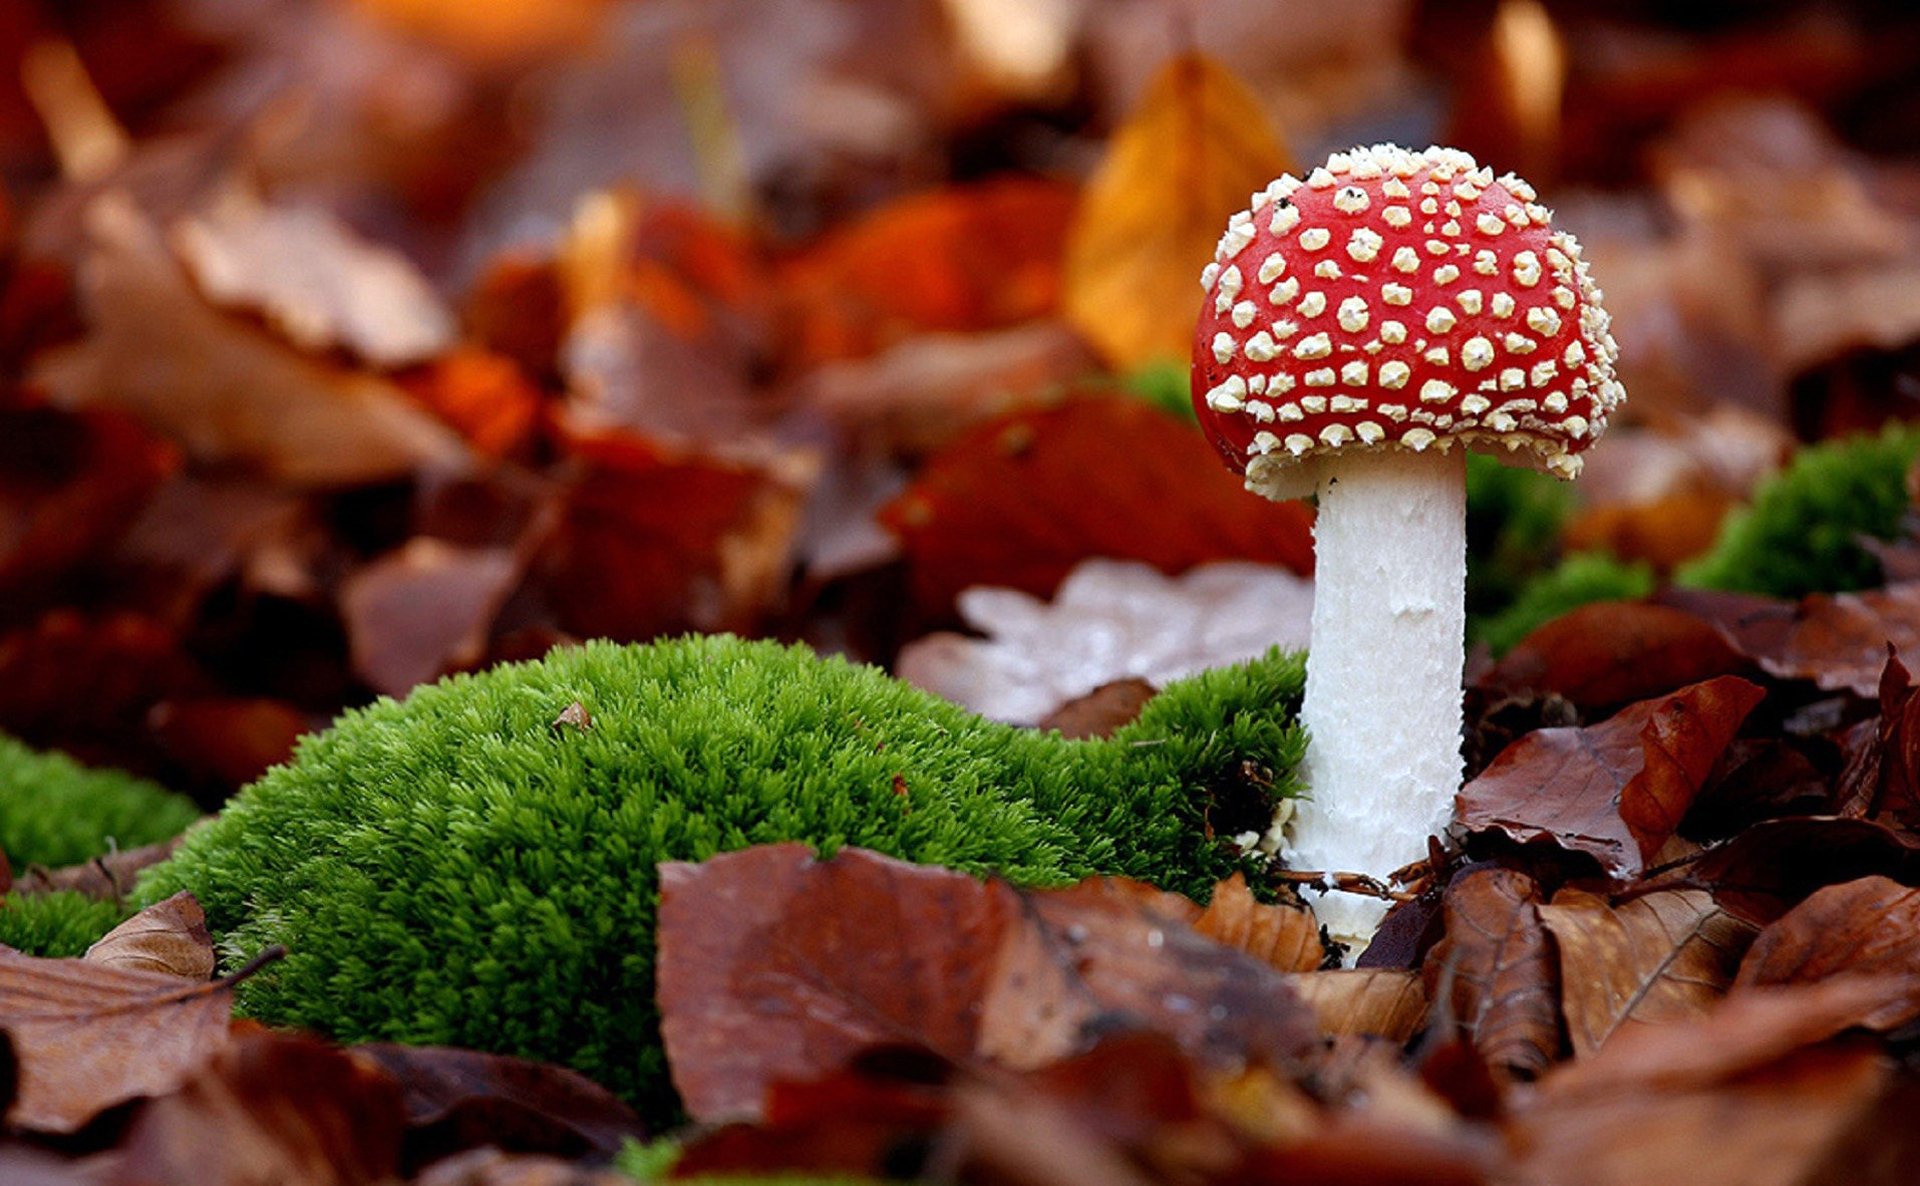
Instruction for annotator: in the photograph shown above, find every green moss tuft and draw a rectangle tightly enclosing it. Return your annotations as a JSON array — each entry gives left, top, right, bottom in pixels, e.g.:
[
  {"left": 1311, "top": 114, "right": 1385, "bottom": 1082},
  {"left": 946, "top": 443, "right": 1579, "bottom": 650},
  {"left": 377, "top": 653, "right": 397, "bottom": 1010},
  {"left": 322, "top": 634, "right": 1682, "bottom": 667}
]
[
  {"left": 0, "top": 891, "right": 130, "bottom": 957},
  {"left": 1475, "top": 551, "right": 1656, "bottom": 655},
  {"left": 138, "top": 636, "right": 1305, "bottom": 1115},
  {"left": 0, "top": 735, "right": 201, "bottom": 868},
  {"left": 1679, "top": 422, "right": 1920, "bottom": 598},
  {"left": 1464, "top": 452, "right": 1579, "bottom": 635}
]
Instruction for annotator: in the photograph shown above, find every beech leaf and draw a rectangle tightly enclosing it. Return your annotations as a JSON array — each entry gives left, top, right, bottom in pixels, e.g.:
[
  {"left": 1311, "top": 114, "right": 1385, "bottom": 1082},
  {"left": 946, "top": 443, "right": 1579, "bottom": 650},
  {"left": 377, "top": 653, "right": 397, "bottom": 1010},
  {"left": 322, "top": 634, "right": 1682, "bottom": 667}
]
[
  {"left": 1736, "top": 876, "right": 1920, "bottom": 996},
  {"left": 1422, "top": 866, "right": 1561, "bottom": 1080},
  {"left": 1063, "top": 53, "right": 1290, "bottom": 369},
  {"left": 1458, "top": 676, "right": 1766, "bottom": 879},
  {"left": 82, "top": 889, "right": 215, "bottom": 980},
  {"left": 1537, "top": 888, "right": 1753, "bottom": 1058},
  {"left": 1482, "top": 602, "right": 1747, "bottom": 710},
  {"left": 1282, "top": 969, "right": 1427, "bottom": 1041},
  {"left": 1676, "top": 583, "right": 1920, "bottom": 699}
]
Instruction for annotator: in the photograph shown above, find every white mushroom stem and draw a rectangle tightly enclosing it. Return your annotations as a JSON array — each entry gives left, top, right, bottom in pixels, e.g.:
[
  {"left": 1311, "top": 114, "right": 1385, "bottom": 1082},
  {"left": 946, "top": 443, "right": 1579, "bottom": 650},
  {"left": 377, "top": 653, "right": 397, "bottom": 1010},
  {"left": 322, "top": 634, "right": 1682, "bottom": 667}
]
[{"left": 1253, "top": 446, "right": 1466, "bottom": 954}]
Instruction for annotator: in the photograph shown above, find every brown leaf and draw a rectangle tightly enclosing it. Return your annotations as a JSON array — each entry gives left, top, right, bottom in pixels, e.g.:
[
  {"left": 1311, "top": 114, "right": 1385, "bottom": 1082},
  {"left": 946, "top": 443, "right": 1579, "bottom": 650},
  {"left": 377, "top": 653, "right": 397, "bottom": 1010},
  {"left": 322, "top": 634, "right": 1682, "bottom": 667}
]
[
  {"left": 1036, "top": 677, "right": 1158, "bottom": 741},
  {"left": 351, "top": 1044, "right": 645, "bottom": 1166},
  {"left": 413, "top": 1148, "right": 636, "bottom": 1186},
  {"left": 1834, "top": 648, "right": 1920, "bottom": 826},
  {"left": 880, "top": 397, "right": 1315, "bottom": 617},
  {"left": 30, "top": 192, "right": 468, "bottom": 486},
  {"left": 655, "top": 845, "right": 1317, "bottom": 1124},
  {"left": 1189, "top": 872, "right": 1325, "bottom": 973},
  {"left": 1458, "top": 677, "right": 1766, "bottom": 879},
  {"left": 82, "top": 890, "right": 214, "bottom": 980},
  {"left": 0, "top": 945, "right": 259, "bottom": 1132},
  {"left": 1678, "top": 582, "right": 1920, "bottom": 699},
  {"left": 1422, "top": 866, "right": 1560, "bottom": 1080},
  {"left": 12, "top": 836, "right": 182, "bottom": 900},
  {"left": 1688, "top": 815, "right": 1920, "bottom": 924},
  {"left": 399, "top": 349, "right": 543, "bottom": 458},
  {"left": 1282, "top": 969, "right": 1427, "bottom": 1041},
  {"left": 1480, "top": 602, "right": 1748, "bottom": 710},
  {"left": 113, "top": 1030, "right": 404, "bottom": 1186},
  {"left": 1538, "top": 888, "right": 1753, "bottom": 1058},
  {"left": 339, "top": 538, "right": 525, "bottom": 697},
  {"left": 170, "top": 188, "right": 456, "bottom": 369},
  {"left": 145, "top": 696, "right": 308, "bottom": 790},
  {"left": 1062, "top": 53, "right": 1289, "bottom": 369},
  {"left": 1737, "top": 877, "right": 1920, "bottom": 998}
]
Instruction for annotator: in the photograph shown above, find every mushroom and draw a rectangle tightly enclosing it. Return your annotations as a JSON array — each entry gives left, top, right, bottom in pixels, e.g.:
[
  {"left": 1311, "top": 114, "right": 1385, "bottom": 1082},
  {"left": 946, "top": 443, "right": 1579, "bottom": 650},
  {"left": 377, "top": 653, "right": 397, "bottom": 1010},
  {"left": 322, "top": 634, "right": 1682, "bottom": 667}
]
[{"left": 1190, "top": 144, "right": 1623, "bottom": 951}]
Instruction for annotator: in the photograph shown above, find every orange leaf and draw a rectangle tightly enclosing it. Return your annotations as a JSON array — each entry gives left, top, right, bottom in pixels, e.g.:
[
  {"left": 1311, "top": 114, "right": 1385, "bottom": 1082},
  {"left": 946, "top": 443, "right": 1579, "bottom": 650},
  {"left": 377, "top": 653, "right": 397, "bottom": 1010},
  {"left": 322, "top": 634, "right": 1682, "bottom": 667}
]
[
  {"left": 1063, "top": 53, "right": 1290, "bottom": 369},
  {"left": 880, "top": 395, "right": 1314, "bottom": 616}
]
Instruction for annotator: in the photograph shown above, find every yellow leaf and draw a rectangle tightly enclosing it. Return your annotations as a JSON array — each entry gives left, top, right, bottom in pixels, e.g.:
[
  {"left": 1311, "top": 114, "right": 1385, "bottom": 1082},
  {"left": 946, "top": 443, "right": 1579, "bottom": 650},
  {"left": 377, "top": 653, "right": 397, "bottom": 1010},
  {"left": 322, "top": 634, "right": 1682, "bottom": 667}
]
[{"left": 1063, "top": 54, "right": 1290, "bottom": 370}]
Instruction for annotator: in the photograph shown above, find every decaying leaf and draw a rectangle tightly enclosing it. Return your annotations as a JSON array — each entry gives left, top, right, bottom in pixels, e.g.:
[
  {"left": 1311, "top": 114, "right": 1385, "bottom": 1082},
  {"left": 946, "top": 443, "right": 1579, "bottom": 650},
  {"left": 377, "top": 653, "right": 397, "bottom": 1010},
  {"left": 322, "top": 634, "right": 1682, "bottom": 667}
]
[
  {"left": 1736, "top": 876, "right": 1920, "bottom": 993},
  {"left": 1681, "top": 583, "right": 1920, "bottom": 699},
  {"left": 1282, "top": 969, "right": 1426, "bottom": 1041},
  {"left": 0, "top": 944, "right": 262, "bottom": 1132},
  {"left": 82, "top": 890, "right": 215, "bottom": 980},
  {"left": 31, "top": 193, "right": 469, "bottom": 486},
  {"left": 1537, "top": 888, "right": 1753, "bottom": 1058},
  {"left": 338, "top": 538, "right": 525, "bottom": 696},
  {"left": 1689, "top": 815, "right": 1920, "bottom": 925},
  {"left": 1458, "top": 676, "right": 1766, "bottom": 879},
  {"left": 1063, "top": 53, "right": 1289, "bottom": 369},
  {"left": 881, "top": 398, "right": 1314, "bottom": 617},
  {"left": 655, "top": 844, "right": 1317, "bottom": 1124},
  {"left": 1189, "top": 872, "right": 1325, "bottom": 973},
  {"left": 1422, "top": 865, "right": 1561, "bottom": 1080},
  {"left": 1481, "top": 602, "right": 1748, "bottom": 710}
]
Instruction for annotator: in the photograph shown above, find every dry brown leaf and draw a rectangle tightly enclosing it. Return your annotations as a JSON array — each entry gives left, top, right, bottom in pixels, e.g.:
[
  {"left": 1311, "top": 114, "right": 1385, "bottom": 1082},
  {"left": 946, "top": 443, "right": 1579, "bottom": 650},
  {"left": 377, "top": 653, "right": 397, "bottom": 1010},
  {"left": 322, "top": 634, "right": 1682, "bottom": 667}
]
[
  {"left": 0, "top": 945, "right": 259, "bottom": 1132},
  {"left": 1282, "top": 969, "right": 1426, "bottom": 1041},
  {"left": 1736, "top": 876, "right": 1920, "bottom": 991},
  {"left": 413, "top": 1148, "right": 637, "bottom": 1186},
  {"left": 1063, "top": 53, "right": 1289, "bottom": 369},
  {"left": 1423, "top": 865, "right": 1561, "bottom": 1080},
  {"left": 1538, "top": 888, "right": 1753, "bottom": 1058},
  {"left": 31, "top": 192, "right": 468, "bottom": 487},
  {"left": 1190, "top": 872, "right": 1325, "bottom": 973},
  {"left": 171, "top": 188, "right": 456, "bottom": 368},
  {"left": 339, "top": 538, "right": 525, "bottom": 696},
  {"left": 83, "top": 890, "right": 215, "bottom": 980}
]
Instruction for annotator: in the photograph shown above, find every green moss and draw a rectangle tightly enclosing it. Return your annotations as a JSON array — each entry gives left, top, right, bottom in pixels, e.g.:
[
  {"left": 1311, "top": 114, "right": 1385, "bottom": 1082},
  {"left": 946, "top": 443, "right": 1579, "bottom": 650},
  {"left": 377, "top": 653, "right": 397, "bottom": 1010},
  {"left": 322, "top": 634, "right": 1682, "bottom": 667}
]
[
  {"left": 1474, "top": 551, "right": 1656, "bottom": 655},
  {"left": 138, "top": 636, "right": 1305, "bottom": 1116},
  {"left": 1679, "top": 422, "right": 1920, "bottom": 598},
  {"left": 1465, "top": 452, "right": 1579, "bottom": 634},
  {"left": 1122, "top": 360, "right": 1197, "bottom": 424},
  {"left": 0, "top": 734, "right": 201, "bottom": 868},
  {"left": 0, "top": 891, "right": 129, "bottom": 957}
]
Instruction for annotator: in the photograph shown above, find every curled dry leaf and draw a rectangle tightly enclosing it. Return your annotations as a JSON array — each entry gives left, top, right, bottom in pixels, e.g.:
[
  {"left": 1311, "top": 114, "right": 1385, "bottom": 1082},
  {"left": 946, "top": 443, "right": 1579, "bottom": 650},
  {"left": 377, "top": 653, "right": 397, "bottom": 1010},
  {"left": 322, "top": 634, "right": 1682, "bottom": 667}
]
[
  {"left": 1063, "top": 53, "right": 1289, "bottom": 369},
  {"left": 0, "top": 944, "right": 258, "bottom": 1132},
  {"left": 881, "top": 398, "right": 1314, "bottom": 619},
  {"left": 171, "top": 188, "right": 456, "bottom": 369},
  {"left": 1422, "top": 865, "right": 1561, "bottom": 1080},
  {"left": 31, "top": 192, "right": 468, "bottom": 487},
  {"left": 1457, "top": 676, "right": 1766, "bottom": 879},
  {"left": 1189, "top": 872, "right": 1325, "bottom": 973},
  {"left": 1689, "top": 815, "right": 1920, "bottom": 925},
  {"left": 1833, "top": 647, "right": 1920, "bottom": 826},
  {"left": 1480, "top": 602, "right": 1747, "bottom": 710},
  {"left": 1537, "top": 888, "right": 1753, "bottom": 1059},
  {"left": 1677, "top": 583, "right": 1920, "bottom": 699},
  {"left": 1736, "top": 876, "right": 1920, "bottom": 992},
  {"left": 115, "top": 1030, "right": 405, "bottom": 1186},
  {"left": 83, "top": 889, "right": 215, "bottom": 979},
  {"left": 339, "top": 537, "right": 525, "bottom": 697},
  {"left": 655, "top": 844, "right": 1318, "bottom": 1124},
  {"left": 1281, "top": 969, "right": 1427, "bottom": 1042}
]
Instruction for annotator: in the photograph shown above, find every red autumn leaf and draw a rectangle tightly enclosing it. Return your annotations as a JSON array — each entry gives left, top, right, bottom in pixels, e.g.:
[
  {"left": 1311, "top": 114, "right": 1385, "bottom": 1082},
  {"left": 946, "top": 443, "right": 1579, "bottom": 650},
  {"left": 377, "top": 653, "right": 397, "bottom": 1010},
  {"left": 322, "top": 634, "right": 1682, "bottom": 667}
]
[
  {"left": 655, "top": 844, "right": 1317, "bottom": 1124},
  {"left": 0, "top": 945, "right": 257, "bottom": 1132},
  {"left": 1735, "top": 876, "right": 1920, "bottom": 993},
  {"left": 1457, "top": 676, "right": 1766, "bottom": 879},
  {"left": 1537, "top": 888, "right": 1753, "bottom": 1058},
  {"left": 350, "top": 1044, "right": 646, "bottom": 1165},
  {"left": 776, "top": 177, "right": 1077, "bottom": 367},
  {"left": 398, "top": 349, "right": 543, "bottom": 458},
  {"left": 880, "top": 396, "right": 1315, "bottom": 616},
  {"left": 1480, "top": 601, "right": 1748, "bottom": 710},
  {"left": 1421, "top": 865, "right": 1561, "bottom": 1080},
  {"left": 116, "top": 1030, "right": 405, "bottom": 1186},
  {"left": 1687, "top": 815, "right": 1920, "bottom": 925}
]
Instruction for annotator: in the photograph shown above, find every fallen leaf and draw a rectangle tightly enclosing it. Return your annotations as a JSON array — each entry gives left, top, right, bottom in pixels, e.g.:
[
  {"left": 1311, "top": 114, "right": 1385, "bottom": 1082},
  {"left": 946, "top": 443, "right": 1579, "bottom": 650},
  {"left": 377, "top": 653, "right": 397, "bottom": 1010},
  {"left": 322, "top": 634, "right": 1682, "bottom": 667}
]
[
  {"left": 1736, "top": 876, "right": 1920, "bottom": 994},
  {"left": 1457, "top": 677, "right": 1766, "bottom": 879},
  {"left": 170, "top": 187, "right": 456, "bottom": 368},
  {"left": 12, "top": 836, "right": 184, "bottom": 900},
  {"left": 1189, "top": 872, "right": 1325, "bottom": 973},
  {"left": 1538, "top": 888, "right": 1753, "bottom": 1058},
  {"left": 1062, "top": 53, "right": 1288, "bottom": 369},
  {"left": 1479, "top": 602, "right": 1748, "bottom": 710},
  {"left": 1422, "top": 866, "right": 1560, "bottom": 1080},
  {"left": 1832, "top": 648, "right": 1920, "bottom": 826},
  {"left": 1282, "top": 969, "right": 1426, "bottom": 1041},
  {"left": 31, "top": 192, "right": 468, "bottom": 486},
  {"left": 351, "top": 1044, "right": 645, "bottom": 1167},
  {"left": 83, "top": 890, "right": 214, "bottom": 979},
  {"left": 898, "top": 556, "right": 1312, "bottom": 726},
  {"left": 412, "top": 1148, "right": 636, "bottom": 1186},
  {"left": 778, "top": 177, "right": 1077, "bottom": 366},
  {"left": 339, "top": 538, "right": 525, "bottom": 696},
  {"left": 114, "top": 1030, "right": 404, "bottom": 1186},
  {"left": 1688, "top": 815, "right": 1920, "bottom": 925},
  {"left": 1035, "top": 677, "right": 1158, "bottom": 740},
  {"left": 1677, "top": 582, "right": 1920, "bottom": 698},
  {"left": 655, "top": 844, "right": 1317, "bottom": 1124},
  {"left": 0, "top": 944, "right": 269, "bottom": 1132},
  {"left": 145, "top": 696, "right": 309, "bottom": 790},
  {"left": 399, "top": 349, "right": 543, "bottom": 458},
  {"left": 881, "top": 398, "right": 1314, "bottom": 619}
]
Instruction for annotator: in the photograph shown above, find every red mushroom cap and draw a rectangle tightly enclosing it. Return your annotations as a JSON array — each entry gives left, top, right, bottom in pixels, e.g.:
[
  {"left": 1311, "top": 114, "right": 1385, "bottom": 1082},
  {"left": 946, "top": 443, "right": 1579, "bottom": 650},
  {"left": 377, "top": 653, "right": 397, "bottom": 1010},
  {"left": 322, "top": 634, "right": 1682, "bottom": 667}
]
[{"left": 1191, "top": 145, "right": 1622, "bottom": 486}]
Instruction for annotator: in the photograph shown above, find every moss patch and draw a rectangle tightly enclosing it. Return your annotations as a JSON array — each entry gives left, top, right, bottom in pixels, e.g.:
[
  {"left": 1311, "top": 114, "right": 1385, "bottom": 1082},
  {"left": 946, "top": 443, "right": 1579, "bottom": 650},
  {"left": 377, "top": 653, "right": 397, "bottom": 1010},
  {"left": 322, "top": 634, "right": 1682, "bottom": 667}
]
[
  {"left": 139, "top": 636, "right": 1306, "bottom": 1116},
  {"left": 0, "top": 734, "right": 201, "bottom": 868},
  {"left": 0, "top": 891, "right": 129, "bottom": 958}
]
